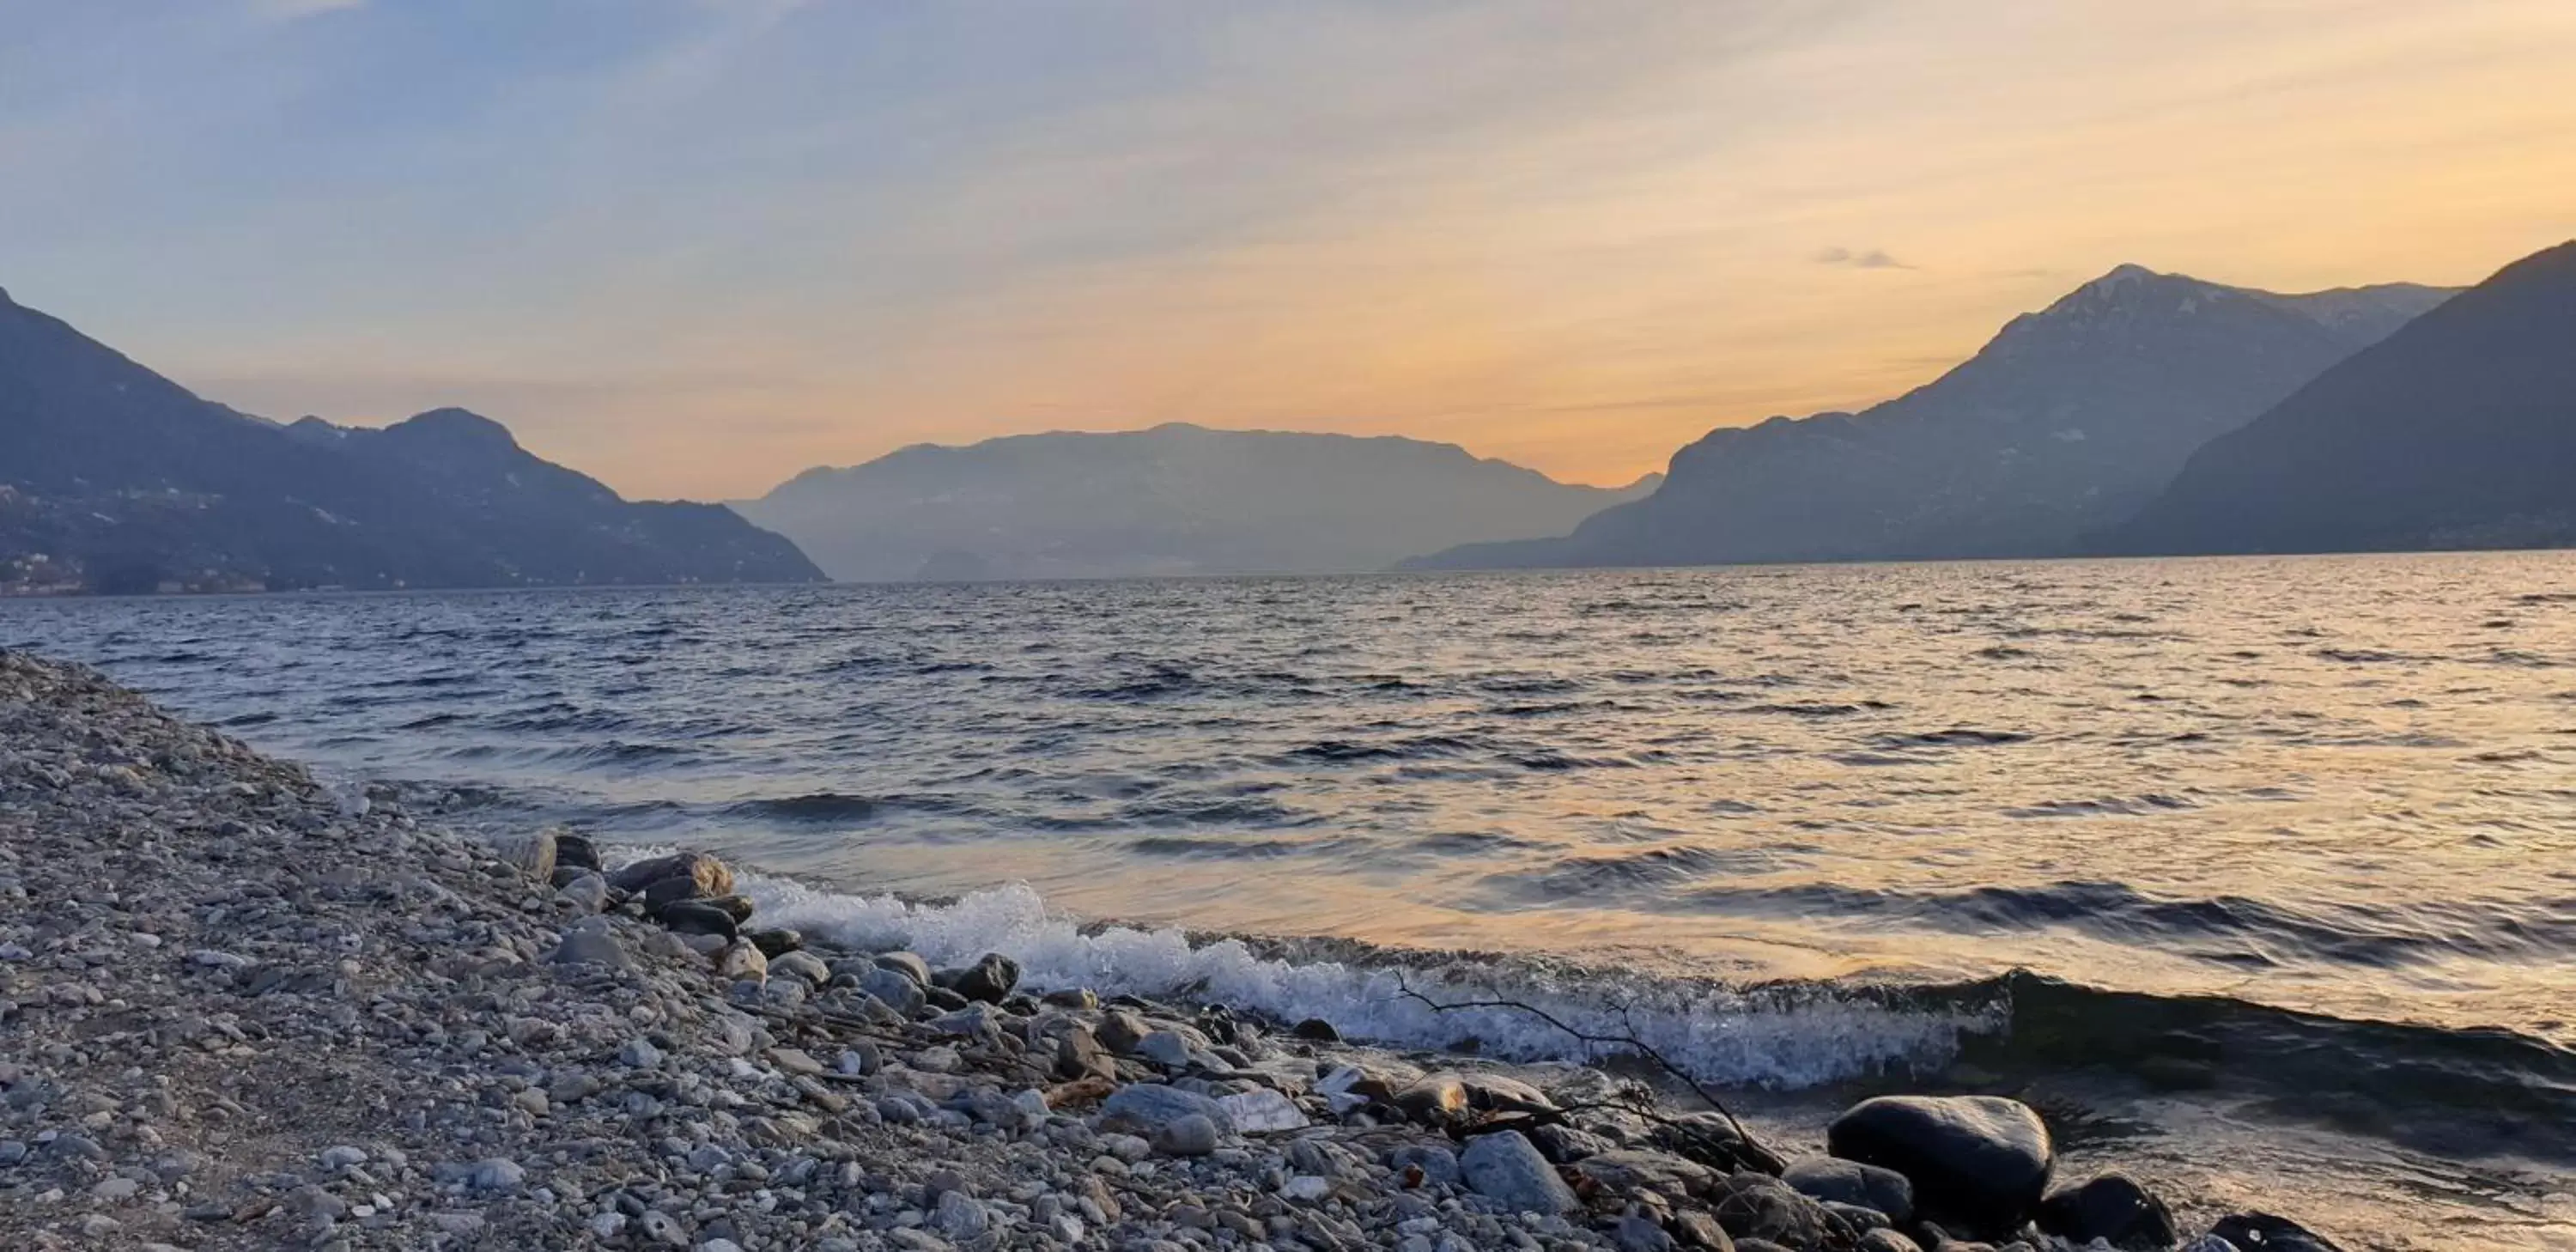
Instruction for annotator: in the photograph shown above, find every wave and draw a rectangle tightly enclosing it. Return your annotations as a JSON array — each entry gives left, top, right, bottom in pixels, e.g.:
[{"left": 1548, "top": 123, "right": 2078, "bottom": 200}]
[
  {"left": 723, "top": 791, "right": 885, "bottom": 824},
  {"left": 687, "top": 865, "right": 2576, "bottom": 1155}
]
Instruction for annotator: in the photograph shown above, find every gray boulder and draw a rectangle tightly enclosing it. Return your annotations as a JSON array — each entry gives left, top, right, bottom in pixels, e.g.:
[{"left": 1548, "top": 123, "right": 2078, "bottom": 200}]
[
  {"left": 1784, "top": 1154, "right": 1913, "bottom": 1223},
  {"left": 1459, "top": 1131, "right": 1577, "bottom": 1214},
  {"left": 1100, "top": 1084, "right": 1234, "bottom": 1135}
]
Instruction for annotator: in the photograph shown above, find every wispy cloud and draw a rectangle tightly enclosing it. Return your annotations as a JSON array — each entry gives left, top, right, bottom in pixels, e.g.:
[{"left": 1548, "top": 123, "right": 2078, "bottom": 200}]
[{"left": 1814, "top": 246, "right": 1913, "bottom": 270}]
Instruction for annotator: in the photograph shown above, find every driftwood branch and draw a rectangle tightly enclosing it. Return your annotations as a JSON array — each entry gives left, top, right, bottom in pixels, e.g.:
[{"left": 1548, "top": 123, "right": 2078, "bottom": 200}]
[{"left": 1388, "top": 974, "right": 1779, "bottom": 1171}]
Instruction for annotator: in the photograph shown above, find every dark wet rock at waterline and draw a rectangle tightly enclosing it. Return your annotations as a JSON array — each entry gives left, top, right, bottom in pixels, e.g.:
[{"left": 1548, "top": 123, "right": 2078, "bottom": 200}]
[
  {"left": 747, "top": 927, "right": 802, "bottom": 957},
  {"left": 1826, "top": 1095, "right": 2052, "bottom": 1237},
  {"left": 2038, "top": 1172, "right": 2177, "bottom": 1249},
  {"left": 605, "top": 850, "right": 734, "bottom": 897},
  {"left": 2209, "top": 1212, "right": 2348, "bottom": 1252},
  {"left": 937, "top": 951, "right": 1021, "bottom": 1004},
  {"left": 641, "top": 874, "right": 713, "bottom": 911},
  {"left": 553, "top": 830, "right": 602, "bottom": 872},
  {"left": 1293, "top": 1017, "right": 1340, "bottom": 1042},
  {"left": 653, "top": 901, "right": 739, "bottom": 940}
]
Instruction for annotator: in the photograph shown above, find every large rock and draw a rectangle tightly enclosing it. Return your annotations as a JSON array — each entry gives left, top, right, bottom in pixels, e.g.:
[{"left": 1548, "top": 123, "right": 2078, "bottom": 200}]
[
  {"left": 606, "top": 851, "right": 733, "bottom": 897},
  {"left": 553, "top": 830, "right": 602, "bottom": 872},
  {"left": 1707, "top": 1171, "right": 1832, "bottom": 1249},
  {"left": 2038, "top": 1173, "right": 2177, "bottom": 1249},
  {"left": 1783, "top": 1155, "right": 1913, "bottom": 1224},
  {"left": 936, "top": 952, "right": 1020, "bottom": 1004},
  {"left": 548, "top": 919, "right": 629, "bottom": 969},
  {"left": 856, "top": 966, "right": 927, "bottom": 1015},
  {"left": 1459, "top": 1131, "right": 1578, "bottom": 1214},
  {"left": 2208, "top": 1212, "right": 2346, "bottom": 1252},
  {"left": 655, "top": 901, "right": 739, "bottom": 941},
  {"left": 488, "top": 830, "right": 556, "bottom": 880},
  {"left": 872, "top": 951, "right": 933, "bottom": 987},
  {"left": 1826, "top": 1095, "right": 2051, "bottom": 1236},
  {"left": 1393, "top": 1071, "right": 1554, "bottom": 1128},
  {"left": 1099, "top": 1084, "right": 1234, "bottom": 1135},
  {"left": 1563, "top": 1149, "right": 1716, "bottom": 1206}
]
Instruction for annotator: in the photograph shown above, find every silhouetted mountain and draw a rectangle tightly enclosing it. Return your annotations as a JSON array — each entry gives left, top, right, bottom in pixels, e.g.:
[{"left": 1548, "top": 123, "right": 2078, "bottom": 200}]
[
  {"left": 736, "top": 423, "right": 1658, "bottom": 581},
  {"left": 1405, "top": 268, "right": 2452, "bottom": 570},
  {"left": 2100, "top": 241, "right": 2576, "bottom": 556},
  {"left": 0, "top": 287, "right": 822, "bottom": 593}
]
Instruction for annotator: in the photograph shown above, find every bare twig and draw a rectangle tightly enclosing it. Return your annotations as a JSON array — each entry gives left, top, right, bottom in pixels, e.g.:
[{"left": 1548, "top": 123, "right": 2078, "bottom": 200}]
[{"left": 1388, "top": 973, "right": 1775, "bottom": 1169}]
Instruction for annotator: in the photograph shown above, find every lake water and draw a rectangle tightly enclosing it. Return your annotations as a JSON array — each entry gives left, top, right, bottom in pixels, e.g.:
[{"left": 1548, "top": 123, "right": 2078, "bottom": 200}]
[{"left": 9, "top": 553, "right": 2576, "bottom": 1248}]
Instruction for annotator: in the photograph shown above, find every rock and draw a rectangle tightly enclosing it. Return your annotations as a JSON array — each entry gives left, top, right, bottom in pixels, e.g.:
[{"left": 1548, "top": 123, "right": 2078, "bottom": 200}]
[
  {"left": 1859, "top": 1232, "right": 1922, "bottom": 1252},
  {"left": 2208, "top": 1212, "right": 2346, "bottom": 1252},
  {"left": 1707, "top": 1172, "right": 1831, "bottom": 1249},
  {"left": 319, "top": 1145, "right": 368, "bottom": 1172},
  {"left": 1531, "top": 1122, "right": 1616, "bottom": 1164},
  {"left": 769, "top": 949, "right": 830, "bottom": 985},
  {"left": 643, "top": 874, "right": 715, "bottom": 911},
  {"left": 2038, "top": 1173, "right": 2178, "bottom": 1249},
  {"left": 1217, "top": 1087, "right": 1309, "bottom": 1133},
  {"left": 1134, "top": 1030, "right": 1194, "bottom": 1070},
  {"left": 858, "top": 965, "right": 927, "bottom": 1013},
  {"left": 620, "top": 1037, "right": 665, "bottom": 1067},
  {"left": 1101, "top": 1084, "right": 1234, "bottom": 1134},
  {"left": 702, "top": 894, "right": 757, "bottom": 922},
  {"left": 715, "top": 939, "right": 768, "bottom": 982},
  {"left": 556, "top": 872, "right": 610, "bottom": 913},
  {"left": 554, "top": 830, "right": 602, "bottom": 871},
  {"left": 1095, "top": 1009, "right": 1148, "bottom": 1054},
  {"left": 939, "top": 951, "right": 1020, "bottom": 1003},
  {"left": 934, "top": 1190, "right": 993, "bottom": 1240},
  {"left": 1294, "top": 1017, "right": 1341, "bottom": 1042},
  {"left": 1460, "top": 1131, "right": 1578, "bottom": 1214},
  {"left": 1564, "top": 1150, "right": 1715, "bottom": 1205},
  {"left": 1389, "top": 1144, "right": 1461, "bottom": 1188},
  {"left": 607, "top": 850, "right": 733, "bottom": 896},
  {"left": 1617, "top": 1213, "right": 1678, "bottom": 1252},
  {"left": 1784, "top": 1155, "right": 1913, "bottom": 1224},
  {"left": 931, "top": 1001, "right": 1003, "bottom": 1041},
  {"left": 1668, "top": 1210, "right": 1735, "bottom": 1250},
  {"left": 656, "top": 901, "right": 739, "bottom": 940},
  {"left": 748, "top": 927, "right": 802, "bottom": 957},
  {"left": 1056, "top": 1024, "right": 1116, "bottom": 1081},
  {"left": 1151, "top": 1113, "right": 1221, "bottom": 1157},
  {"left": 550, "top": 920, "right": 629, "bottom": 969},
  {"left": 1042, "top": 987, "right": 1098, "bottom": 1010},
  {"left": 489, "top": 829, "right": 556, "bottom": 879},
  {"left": 1394, "top": 1071, "right": 1553, "bottom": 1128},
  {"left": 874, "top": 951, "right": 933, "bottom": 986},
  {"left": 467, "top": 1157, "right": 526, "bottom": 1190},
  {"left": 1826, "top": 1095, "right": 2052, "bottom": 1237}
]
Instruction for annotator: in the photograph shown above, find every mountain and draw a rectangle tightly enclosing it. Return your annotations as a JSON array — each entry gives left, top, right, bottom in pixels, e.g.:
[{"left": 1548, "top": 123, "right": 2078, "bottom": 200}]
[
  {"left": 735, "top": 423, "right": 1660, "bottom": 581},
  {"left": 1405, "top": 267, "right": 2454, "bottom": 570},
  {"left": 2099, "top": 241, "right": 2576, "bottom": 556},
  {"left": 0, "top": 287, "right": 822, "bottom": 593}
]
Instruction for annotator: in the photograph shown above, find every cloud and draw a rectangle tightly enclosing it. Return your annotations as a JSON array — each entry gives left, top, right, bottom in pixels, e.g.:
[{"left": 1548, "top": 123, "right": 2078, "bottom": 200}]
[{"left": 1814, "top": 246, "right": 1913, "bottom": 270}]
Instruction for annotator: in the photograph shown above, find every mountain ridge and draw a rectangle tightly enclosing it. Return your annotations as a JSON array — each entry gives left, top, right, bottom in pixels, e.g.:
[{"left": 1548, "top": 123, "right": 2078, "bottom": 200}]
[
  {"left": 2098, "top": 240, "right": 2576, "bottom": 555},
  {"left": 739, "top": 422, "right": 1659, "bottom": 582},
  {"left": 0, "top": 289, "right": 823, "bottom": 593},
  {"left": 1404, "top": 264, "right": 2455, "bottom": 571}
]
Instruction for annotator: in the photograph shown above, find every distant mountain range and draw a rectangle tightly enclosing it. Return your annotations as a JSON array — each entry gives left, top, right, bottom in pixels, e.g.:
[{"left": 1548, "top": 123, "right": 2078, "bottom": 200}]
[
  {"left": 0, "top": 288, "right": 821, "bottom": 593},
  {"left": 1406, "top": 267, "right": 2456, "bottom": 570},
  {"left": 2102, "top": 240, "right": 2576, "bottom": 556},
  {"left": 736, "top": 423, "right": 1660, "bottom": 581}
]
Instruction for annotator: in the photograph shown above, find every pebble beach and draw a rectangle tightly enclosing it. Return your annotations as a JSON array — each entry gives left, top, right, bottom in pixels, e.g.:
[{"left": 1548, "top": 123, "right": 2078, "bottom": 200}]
[{"left": 2, "top": 649, "right": 2359, "bottom": 1251}]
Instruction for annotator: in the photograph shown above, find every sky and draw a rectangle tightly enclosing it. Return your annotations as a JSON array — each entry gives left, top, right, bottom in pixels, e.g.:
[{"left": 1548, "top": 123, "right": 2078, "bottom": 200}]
[{"left": 3, "top": 1, "right": 2573, "bottom": 501}]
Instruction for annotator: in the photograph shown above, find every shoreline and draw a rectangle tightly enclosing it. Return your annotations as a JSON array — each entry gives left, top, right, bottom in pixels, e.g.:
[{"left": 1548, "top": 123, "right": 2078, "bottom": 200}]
[{"left": 1, "top": 649, "right": 2360, "bottom": 1250}]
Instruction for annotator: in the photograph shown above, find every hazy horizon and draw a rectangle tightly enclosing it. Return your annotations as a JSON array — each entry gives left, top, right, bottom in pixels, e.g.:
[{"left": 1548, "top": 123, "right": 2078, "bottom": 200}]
[{"left": 4, "top": 0, "right": 2572, "bottom": 499}]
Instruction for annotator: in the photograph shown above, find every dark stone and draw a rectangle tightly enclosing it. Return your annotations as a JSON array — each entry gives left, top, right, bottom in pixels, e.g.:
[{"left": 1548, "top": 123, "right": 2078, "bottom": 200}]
[
  {"left": 923, "top": 985, "right": 970, "bottom": 1012},
  {"left": 1706, "top": 1171, "right": 1830, "bottom": 1249},
  {"left": 1826, "top": 1096, "right": 2051, "bottom": 1237},
  {"left": 1667, "top": 1210, "right": 1733, "bottom": 1250},
  {"left": 702, "top": 894, "right": 756, "bottom": 922},
  {"left": 1822, "top": 1200, "right": 1890, "bottom": 1232},
  {"left": 1649, "top": 1111, "right": 1787, "bottom": 1175},
  {"left": 1293, "top": 1017, "right": 1340, "bottom": 1042},
  {"left": 2208, "top": 1212, "right": 2347, "bottom": 1252},
  {"left": 655, "top": 901, "right": 738, "bottom": 940},
  {"left": 1042, "top": 988, "right": 1097, "bottom": 1011},
  {"left": 1859, "top": 1231, "right": 1923, "bottom": 1252},
  {"left": 555, "top": 832, "right": 603, "bottom": 872},
  {"left": 641, "top": 875, "right": 711, "bottom": 911},
  {"left": 550, "top": 865, "right": 592, "bottom": 890},
  {"left": 1783, "top": 1155, "right": 1913, "bottom": 1224},
  {"left": 1531, "top": 1122, "right": 1616, "bottom": 1164},
  {"left": 937, "top": 952, "right": 1020, "bottom": 1004},
  {"left": 1097, "top": 1010, "right": 1150, "bottom": 1054},
  {"left": 1562, "top": 1150, "right": 1715, "bottom": 1205},
  {"left": 606, "top": 850, "right": 732, "bottom": 896},
  {"left": 747, "top": 928, "right": 803, "bottom": 958},
  {"left": 2037, "top": 1173, "right": 2176, "bottom": 1249},
  {"left": 1055, "top": 1025, "right": 1116, "bottom": 1082}
]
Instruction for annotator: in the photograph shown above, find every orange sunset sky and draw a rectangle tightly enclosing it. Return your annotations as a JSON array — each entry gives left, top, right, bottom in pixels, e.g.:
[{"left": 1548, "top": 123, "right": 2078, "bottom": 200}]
[{"left": 3, "top": 0, "right": 2573, "bottom": 499}]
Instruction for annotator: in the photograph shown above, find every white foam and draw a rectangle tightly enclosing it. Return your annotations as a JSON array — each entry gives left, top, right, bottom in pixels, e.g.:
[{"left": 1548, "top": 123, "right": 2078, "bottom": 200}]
[{"left": 721, "top": 868, "right": 1990, "bottom": 1090}]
